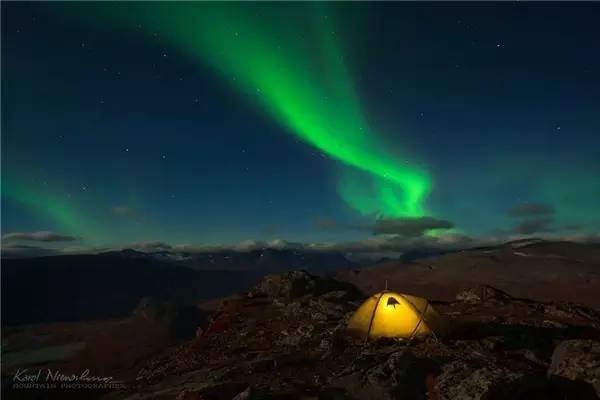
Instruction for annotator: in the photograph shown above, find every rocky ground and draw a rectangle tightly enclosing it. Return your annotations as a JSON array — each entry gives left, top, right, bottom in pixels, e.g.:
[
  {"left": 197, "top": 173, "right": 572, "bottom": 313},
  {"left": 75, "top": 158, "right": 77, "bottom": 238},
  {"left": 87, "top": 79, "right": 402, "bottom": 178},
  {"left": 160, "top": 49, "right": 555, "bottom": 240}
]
[{"left": 95, "top": 270, "right": 600, "bottom": 400}]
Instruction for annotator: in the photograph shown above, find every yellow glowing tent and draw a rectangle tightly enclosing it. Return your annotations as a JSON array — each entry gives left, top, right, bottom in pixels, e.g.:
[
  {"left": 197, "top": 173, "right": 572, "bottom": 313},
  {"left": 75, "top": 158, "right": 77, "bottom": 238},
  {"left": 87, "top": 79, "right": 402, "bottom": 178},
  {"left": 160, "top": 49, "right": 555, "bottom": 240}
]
[{"left": 347, "top": 291, "right": 441, "bottom": 341}]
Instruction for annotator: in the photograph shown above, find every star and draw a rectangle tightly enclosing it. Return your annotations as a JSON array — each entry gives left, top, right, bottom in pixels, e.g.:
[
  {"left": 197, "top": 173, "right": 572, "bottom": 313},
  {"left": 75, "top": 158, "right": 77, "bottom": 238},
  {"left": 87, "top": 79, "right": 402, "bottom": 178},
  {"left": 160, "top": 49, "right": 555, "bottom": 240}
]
[
  {"left": 161, "top": 154, "right": 167, "bottom": 159},
  {"left": 124, "top": 148, "right": 129, "bottom": 152}
]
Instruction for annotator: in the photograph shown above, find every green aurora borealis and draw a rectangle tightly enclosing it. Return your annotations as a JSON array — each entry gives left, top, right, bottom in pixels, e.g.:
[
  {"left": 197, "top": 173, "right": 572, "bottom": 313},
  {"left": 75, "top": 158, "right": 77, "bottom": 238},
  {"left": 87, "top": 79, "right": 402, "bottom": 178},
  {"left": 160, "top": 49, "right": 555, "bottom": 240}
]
[
  {"left": 91, "top": 3, "right": 431, "bottom": 218},
  {"left": 2, "top": 176, "right": 100, "bottom": 240}
]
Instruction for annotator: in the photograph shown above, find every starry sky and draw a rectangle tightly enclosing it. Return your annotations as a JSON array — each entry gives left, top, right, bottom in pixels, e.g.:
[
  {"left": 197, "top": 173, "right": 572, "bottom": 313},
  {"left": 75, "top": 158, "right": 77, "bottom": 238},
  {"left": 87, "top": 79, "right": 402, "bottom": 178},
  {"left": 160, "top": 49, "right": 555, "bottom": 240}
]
[{"left": 2, "top": 2, "right": 600, "bottom": 254}]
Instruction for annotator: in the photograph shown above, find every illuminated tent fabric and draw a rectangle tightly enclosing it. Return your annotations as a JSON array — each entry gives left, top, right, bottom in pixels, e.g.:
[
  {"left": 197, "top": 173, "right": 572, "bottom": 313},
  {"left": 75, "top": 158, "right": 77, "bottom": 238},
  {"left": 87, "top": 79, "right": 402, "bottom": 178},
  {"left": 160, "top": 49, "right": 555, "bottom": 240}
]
[{"left": 347, "top": 291, "right": 441, "bottom": 340}]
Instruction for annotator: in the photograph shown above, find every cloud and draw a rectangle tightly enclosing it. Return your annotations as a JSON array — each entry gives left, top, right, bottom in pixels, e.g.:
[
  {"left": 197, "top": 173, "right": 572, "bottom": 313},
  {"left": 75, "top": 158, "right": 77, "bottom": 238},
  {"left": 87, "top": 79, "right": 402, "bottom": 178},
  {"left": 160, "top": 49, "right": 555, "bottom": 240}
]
[
  {"left": 316, "top": 216, "right": 453, "bottom": 238},
  {"left": 514, "top": 217, "right": 554, "bottom": 234},
  {"left": 1, "top": 243, "right": 109, "bottom": 259},
  {"left": 174, "top": 233, "right": 479, "bottom": 256},
  {"left": 237, "top": 239, "right": 307, "bottom": 251},
  {"left": 5, "top": 235, "right": 469, "bottom": 259},
  {"left": 1, "top": 244, "right": 61, "bottom": 258},
  {"left": 508, "top": 203, "right": 556, "bottom": 234},
  {"left": 318, "top": 233, "right": 475, "bottom": 253},
  {"left": 62, "top": 245, "right": 110, "bottom": 255},
  {"left": 561, "top": 233, "right": 600, "bottom": 243},
  {"left": 127, "top": 240, "right": 172, "bottom": 252},
  {"left": 4, "top": 231, "right": 596, "bottom": 260},
  {"left": 172, "top": 239, "right": 308, "bottom": 253},
  {"left": 509, "top": 203, "right": 555, "bottom": 217},
  {"left": 373, "top": 217, "right": 453, "bottom": 237},
  {"left": 2, "top": 231, "right": 79, "bottom": 242}
]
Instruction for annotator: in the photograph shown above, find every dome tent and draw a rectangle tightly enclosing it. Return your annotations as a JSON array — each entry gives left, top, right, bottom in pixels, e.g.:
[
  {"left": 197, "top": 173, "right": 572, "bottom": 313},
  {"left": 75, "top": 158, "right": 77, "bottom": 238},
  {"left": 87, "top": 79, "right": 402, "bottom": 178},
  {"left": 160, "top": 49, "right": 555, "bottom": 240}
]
[{"left": 347, "top": 290, "right": 441, "bottom": 341}]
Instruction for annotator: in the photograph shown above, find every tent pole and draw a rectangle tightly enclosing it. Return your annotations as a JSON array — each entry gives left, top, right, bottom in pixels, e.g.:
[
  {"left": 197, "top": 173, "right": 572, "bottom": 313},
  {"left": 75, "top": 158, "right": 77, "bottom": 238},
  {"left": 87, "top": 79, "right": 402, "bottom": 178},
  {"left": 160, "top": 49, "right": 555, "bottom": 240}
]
[
  {"left": 364, "top": 292, "right": 384, "bottom": 344},
  {"left": 408, "top": 301, "right": 428, "bottom": 341}
]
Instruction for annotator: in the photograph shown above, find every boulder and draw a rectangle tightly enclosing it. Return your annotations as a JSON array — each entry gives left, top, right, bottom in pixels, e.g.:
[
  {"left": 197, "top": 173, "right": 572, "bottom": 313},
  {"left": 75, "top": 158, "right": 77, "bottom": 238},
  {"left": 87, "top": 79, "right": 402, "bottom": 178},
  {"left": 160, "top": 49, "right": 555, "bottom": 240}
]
[
  {"left": 251, "top": 270, "right": 362, "bottom": 301},
  {"left": 455, "top": 285, "right": 512, "bottom": 305},
  {"left": 456, "top": 289, "right": 482, "bottom": 304},
  {"left": 331, "top": 348, "right": 437, "bottom": 400},
  {"left": 548, "top": 340, "right": 600, "bottom": 396},
  {"left": 435, "top": 360, "right": 523, "bottom": 399}
]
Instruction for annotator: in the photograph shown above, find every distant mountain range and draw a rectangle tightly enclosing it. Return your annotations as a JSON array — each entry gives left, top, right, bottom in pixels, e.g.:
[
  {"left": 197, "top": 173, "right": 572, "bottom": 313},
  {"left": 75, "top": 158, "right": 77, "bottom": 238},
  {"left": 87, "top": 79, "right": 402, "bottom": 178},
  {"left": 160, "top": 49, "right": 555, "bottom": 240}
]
[
  {"left": 1, "top": 248, "right": 354, "bottom": 326},
  {"left": 4, "top": 239, "right": 599, "bottom": 326},
  {"left": 338, "top": 239, "right": 600, "bottom": 308},
  {"left": 101, "top": 247, "right": 354, "bottom": 272}
]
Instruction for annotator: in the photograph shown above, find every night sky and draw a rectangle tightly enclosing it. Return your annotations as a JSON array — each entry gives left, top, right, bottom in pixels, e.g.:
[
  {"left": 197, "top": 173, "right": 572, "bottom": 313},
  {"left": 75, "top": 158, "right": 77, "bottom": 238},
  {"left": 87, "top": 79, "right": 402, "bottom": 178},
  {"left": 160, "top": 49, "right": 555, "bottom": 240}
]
[{"left": 2, "top": 3, "right": 599, "bottom": 256}]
